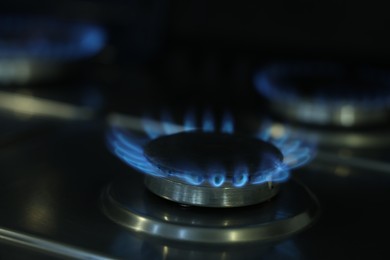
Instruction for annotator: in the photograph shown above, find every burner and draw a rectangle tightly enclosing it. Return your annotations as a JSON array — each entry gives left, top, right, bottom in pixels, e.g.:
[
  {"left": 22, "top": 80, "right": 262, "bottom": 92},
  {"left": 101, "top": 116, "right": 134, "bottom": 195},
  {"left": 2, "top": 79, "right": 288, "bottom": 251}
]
[
  {"left": 103, "top": 110, "right": 317, "bottom": 243},
  {"left": 0, "top": 15, "right": 106, "bottom": 83},
  {"left": 254, "top": 62, "right": 390, "bottom": 127},
  {"left": 101, "top": 171, "right": 319, "bottom": 244},
  {"left": 106, "top": 110, "right": 314, "bottom": 207},
  {"left": 143, "top": 131, "right": 282, "bottom": 207}
]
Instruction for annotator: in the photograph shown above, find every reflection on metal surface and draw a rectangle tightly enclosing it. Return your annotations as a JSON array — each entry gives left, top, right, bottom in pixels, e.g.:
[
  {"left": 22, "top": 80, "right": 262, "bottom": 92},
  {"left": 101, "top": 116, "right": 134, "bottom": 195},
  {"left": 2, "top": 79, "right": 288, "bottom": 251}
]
[
  {"left": 101, "top": 175, "right": 320, "bottom": 244},
  {"left": 260, "top": 117, "right": 390, "bottom": 149},
  {"left": 317, "top": 151, "right": 390, "bottom": 174},
  {"left": 334, "top": 166, "right": 351, "bottom": 178},
  {"left": 0, "top": 228, "right": 111, "bottom": 259},
  {"left": 110, "top": 231, "right": 302, "bottom": 260},
  {"left": 0, "top": 91, "right": 95, "bottom": 120},
  {"left": 144, "top": 175, "right": 279, "bottom": 208},
  {"left": 0, "top": 59, "right": 32, "bottom": 84},
  {"left": 23, "top": 186, "right": 58, "bottom": 234},
  {"left": 339, "top": 105, "right": 355, "bottom": 127}
]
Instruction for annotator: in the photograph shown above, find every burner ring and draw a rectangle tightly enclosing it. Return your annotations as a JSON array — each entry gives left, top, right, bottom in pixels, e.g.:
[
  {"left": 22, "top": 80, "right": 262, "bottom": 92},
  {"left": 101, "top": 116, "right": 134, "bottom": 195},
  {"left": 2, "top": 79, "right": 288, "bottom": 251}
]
[
  {"left": 101, "top": 174, "right": 320, "bottom": 244},
  {"left": 144, "top": 175, "right": 279, "bottom": 207}
]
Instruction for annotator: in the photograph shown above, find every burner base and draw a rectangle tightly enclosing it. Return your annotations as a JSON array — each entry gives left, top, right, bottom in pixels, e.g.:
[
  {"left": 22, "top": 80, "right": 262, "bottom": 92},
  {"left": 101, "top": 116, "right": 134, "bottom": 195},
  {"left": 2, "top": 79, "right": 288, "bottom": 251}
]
[
  {"left": 144, "top": 175, "right": 279, "bottom": 207},
  {"left": 101, "top": 174, "right": 320, "bottom": 244}
]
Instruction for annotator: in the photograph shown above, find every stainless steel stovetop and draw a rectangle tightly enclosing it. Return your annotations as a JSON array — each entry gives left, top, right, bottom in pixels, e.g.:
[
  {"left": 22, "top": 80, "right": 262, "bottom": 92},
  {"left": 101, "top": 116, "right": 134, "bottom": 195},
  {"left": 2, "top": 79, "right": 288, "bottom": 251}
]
[
  {"left": 0, "top": 6, "right": 390, "bottom": 259},
  {"left": 0, "top": 102, "right": 390, "bottom": 259}
]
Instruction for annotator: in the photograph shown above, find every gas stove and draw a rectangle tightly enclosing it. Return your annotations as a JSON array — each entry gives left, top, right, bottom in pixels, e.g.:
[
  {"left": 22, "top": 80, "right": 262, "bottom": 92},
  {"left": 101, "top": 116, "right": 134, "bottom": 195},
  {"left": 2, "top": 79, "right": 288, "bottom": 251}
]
[
  {"left": 100, "top": 111, "right": 319, "bottom": 246},
  {"left": 0, "top": 2, "right": 390, "bottom": 259},
  {"left": 1, "top": 103, "right": 390, "bottom": 259}
]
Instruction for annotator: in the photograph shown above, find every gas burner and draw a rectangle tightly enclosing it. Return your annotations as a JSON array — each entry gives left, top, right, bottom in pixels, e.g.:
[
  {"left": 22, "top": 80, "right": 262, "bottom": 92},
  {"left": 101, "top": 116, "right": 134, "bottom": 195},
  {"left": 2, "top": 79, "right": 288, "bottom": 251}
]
[
  {"left": 107, "top": 110, "right": 314, "bottom": 207},
  {"left": 143, "top": 131, "right": 282, "bottom": 207},
  {"left": 0, "top": 15, "right": 106, "bottom": 83},
  {"left": 254, "top": 62, "right": 390, "bottom": 127},
  {"left": 103, "top": 110, "right": 317, "bottom": 243}
]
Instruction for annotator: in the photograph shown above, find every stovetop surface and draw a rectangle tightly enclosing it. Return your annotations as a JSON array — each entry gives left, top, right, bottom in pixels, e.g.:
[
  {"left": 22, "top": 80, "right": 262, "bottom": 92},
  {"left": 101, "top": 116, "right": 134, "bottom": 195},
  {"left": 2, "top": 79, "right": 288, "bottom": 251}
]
[
  {"left": 0, "top": 2, "right": 390, "bottom": 258},
  {"left": 0, "top": 114, "right": 389, "bottom": 259}
]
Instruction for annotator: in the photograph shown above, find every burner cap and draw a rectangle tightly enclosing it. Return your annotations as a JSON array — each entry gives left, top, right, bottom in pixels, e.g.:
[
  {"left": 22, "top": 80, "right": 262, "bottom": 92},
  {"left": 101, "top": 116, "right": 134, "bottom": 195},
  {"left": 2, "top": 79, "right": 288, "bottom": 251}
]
[{"left": 144, "top": 131, "right": 283, "bottom": 183}]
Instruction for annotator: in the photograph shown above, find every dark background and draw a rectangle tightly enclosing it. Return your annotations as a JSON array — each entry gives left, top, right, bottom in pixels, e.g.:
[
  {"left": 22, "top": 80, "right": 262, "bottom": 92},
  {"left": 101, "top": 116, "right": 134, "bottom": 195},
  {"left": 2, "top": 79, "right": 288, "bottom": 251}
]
[{"left": 1, "top": 0, "right": 389, "bottom": 113}]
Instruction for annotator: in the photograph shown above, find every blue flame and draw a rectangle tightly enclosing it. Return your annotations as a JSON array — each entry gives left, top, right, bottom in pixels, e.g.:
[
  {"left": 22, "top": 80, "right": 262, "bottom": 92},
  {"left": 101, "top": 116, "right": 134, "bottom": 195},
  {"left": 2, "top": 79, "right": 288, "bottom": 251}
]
[
  {"left": 202, "top": 109, "right": 215, "bottom": 132},
  {"left": 108, "top": 111, "right": 314, "bottom": 187},
  {"left": 232, "top": 164, "right": 249, "bottom": 187},
  {"left": 221, "top": 111, "right": 234, "bottom": 133},
  {"left": 0, "top": 15, "right": 106, "bottom": 60},
  {"left": 107, "top": 129, "right": 165, "bottom": 178},
  {"left": 161, "top": 110, "right": 178, "bottom": 135},
  {"left": 209, "top": 173, "right": 226, "bottom": 187},
  {"left": 257, "top": 120, "right": 316, "bottom": 171},
  {"left": 172, "top": 172, "right": 205, "bottom": 186},
  {"left": 184, "top": 109, "right": 197, "bottom": 131},
  {"left": 142, "top": 116, "right": 161, "bottom": 139}
]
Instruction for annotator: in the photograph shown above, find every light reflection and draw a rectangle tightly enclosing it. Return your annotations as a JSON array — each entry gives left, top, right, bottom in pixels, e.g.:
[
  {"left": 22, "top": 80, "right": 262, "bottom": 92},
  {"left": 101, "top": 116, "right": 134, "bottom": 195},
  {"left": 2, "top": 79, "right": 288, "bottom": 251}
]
[
  {"left": 178, "top": 229, "right": 187, "bottom": 239},
  {"left": 134, "top": 217, "right": 147, "bottom": 232},
  {"left": 339, "top": 105, "right": 355, "bottom": 126},
  {"left": 22, "top": 169, "right": 62, "bottom": 234},
  {"left": 0, "top": 59, "right": 32, "bottom": 84},
  {"left": 162, "top": 246, "right": 169, "bottom": 260},
  {"left": 0, "top": 91, "right": 94, "bottom": 120},
  {"left": 228, "top": 231, "right": 239, "bottom": 242},
  {"left": 334, "top": 166, "right": 351, "bottom": 177}
]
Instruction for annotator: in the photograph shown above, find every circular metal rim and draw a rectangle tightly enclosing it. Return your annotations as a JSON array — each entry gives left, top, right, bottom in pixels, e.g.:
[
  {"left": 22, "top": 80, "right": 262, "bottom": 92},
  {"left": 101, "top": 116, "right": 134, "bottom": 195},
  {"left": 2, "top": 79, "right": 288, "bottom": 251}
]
[
  {"left": 254, "top": 61, "right": 390, "bottom": 127},
  {"left": 263, "top": 119, "right": 390, "bottom": 149},
  {"left": 268, "top": 99, "right": 389, "bottom": 127},
  {"left": 100, "top": 178, "right": 320, "bottom": 244},
  {"left": 144, "top": 175, "right": 279, "bottom": 208}
]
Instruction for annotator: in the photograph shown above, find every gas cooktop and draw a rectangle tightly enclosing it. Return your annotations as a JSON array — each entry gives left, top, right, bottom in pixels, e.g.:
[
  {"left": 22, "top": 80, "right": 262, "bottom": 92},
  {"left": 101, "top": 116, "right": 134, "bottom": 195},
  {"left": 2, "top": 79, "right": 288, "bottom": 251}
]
[
  {"left": 0, "top": 6, "right": 389, "bottom": 259},
  {"left": 0, "top": 105, "right": 389, "bottom": 259}
]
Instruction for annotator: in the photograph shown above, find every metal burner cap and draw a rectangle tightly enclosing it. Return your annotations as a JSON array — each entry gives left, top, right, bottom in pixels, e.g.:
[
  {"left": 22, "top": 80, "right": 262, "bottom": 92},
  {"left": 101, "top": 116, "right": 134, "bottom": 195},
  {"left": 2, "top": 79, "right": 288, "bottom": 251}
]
[{"left": 144, "top": 131, "right": 283, "bottom": 181}]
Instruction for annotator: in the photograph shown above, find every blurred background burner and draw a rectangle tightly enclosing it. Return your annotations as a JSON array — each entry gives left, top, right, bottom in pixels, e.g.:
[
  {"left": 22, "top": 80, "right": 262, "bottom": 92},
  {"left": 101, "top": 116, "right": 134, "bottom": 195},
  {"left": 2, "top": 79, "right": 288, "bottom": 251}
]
[
  {"left": 143, "top": 131, "right": 282, "bottom": 207},
  {"left": 0, "top": 15, "right": 106, "bottom": 84},
  {"left": 254, "top": 62, "right": 390, "bottom": 127}
]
